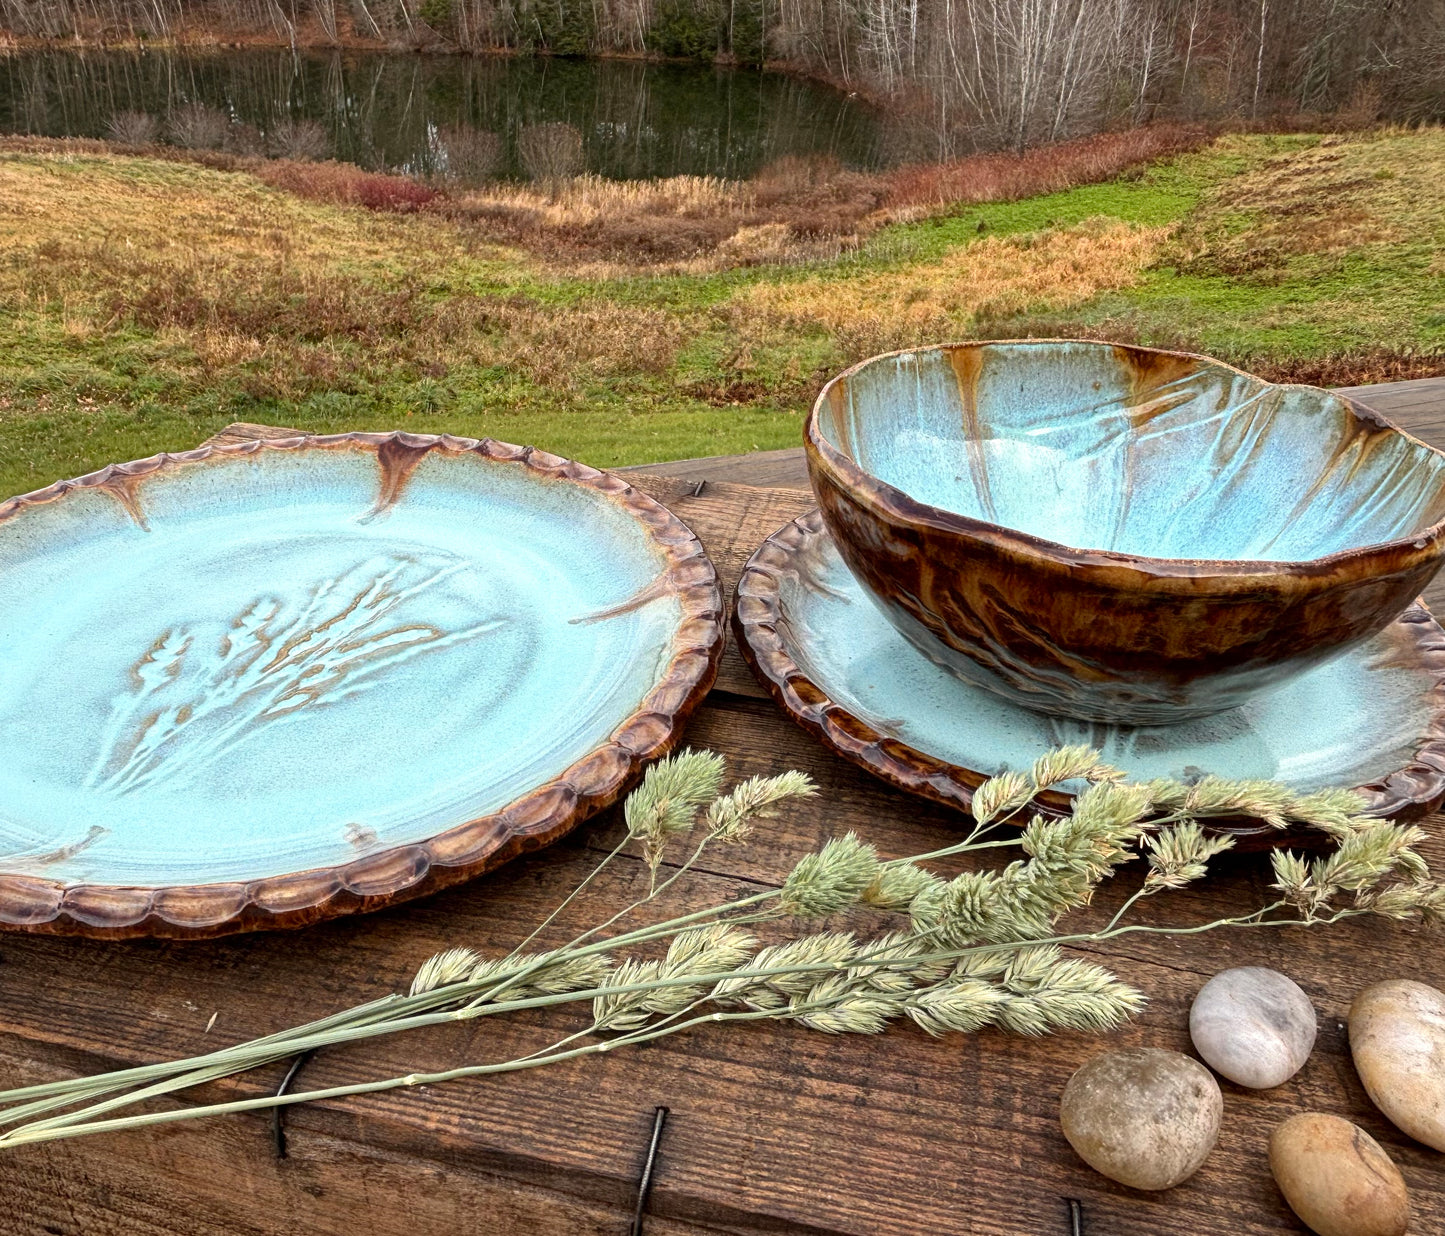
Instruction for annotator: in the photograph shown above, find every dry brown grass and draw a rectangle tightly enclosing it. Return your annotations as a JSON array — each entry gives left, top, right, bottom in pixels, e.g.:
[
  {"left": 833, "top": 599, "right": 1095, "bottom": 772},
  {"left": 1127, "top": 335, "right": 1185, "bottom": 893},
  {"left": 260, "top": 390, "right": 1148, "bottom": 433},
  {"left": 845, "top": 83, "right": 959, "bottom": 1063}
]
[
  {"left": 1174, "top": 126, "right": 1445, "bottom": 279},
  {"left": 0, "top": 126, "right": 1214, "bottom": 271},
  {"left": 0, "top": 151, "right": 687, "bottom": 402},
  {"left": 881, "top": 124, "right": 1214, "bottom": 210},
  {"left": 434, "top": 128, "right": 1213, "bottom": 268},
  {"left": 442, "top": 166, "right": 879, "bottom": 267},
  {"left": 735, "top": 218, "right": 1171, "bottom": 359}
]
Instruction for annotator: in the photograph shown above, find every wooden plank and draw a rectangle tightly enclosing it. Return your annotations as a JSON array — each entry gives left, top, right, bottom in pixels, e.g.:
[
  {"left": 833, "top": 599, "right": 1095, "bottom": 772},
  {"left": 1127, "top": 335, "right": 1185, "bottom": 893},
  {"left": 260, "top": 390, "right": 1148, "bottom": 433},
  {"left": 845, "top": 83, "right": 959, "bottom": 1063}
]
[
  {"left": 7, "top": 402, "right": 1445, "bottom": 1236},
  {"left": 623, "top": 447, "right": 811, "bottom": 492},
  {"left": 3, "top": 696, "right": 1445, "bottom": 1236}
]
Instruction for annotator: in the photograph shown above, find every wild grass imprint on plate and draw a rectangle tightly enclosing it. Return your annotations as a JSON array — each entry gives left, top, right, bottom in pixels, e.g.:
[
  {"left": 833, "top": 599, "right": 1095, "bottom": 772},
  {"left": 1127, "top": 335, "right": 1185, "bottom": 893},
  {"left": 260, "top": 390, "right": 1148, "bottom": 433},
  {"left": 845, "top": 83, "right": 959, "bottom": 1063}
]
[{"left": 88, "top": 554, "right": 504, "bottom": 796}]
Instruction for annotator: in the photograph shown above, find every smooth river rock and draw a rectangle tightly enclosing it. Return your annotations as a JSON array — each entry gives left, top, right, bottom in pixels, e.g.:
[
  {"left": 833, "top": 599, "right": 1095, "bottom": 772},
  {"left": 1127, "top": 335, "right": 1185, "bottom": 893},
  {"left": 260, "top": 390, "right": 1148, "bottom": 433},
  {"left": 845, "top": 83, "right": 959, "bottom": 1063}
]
[
  {"left": 1059, "top": 1048, "right": 1222, "bottom": 1190},
  {"left": 1189, "top": 966, "right": 1317, "bottom": 1088},
  {"left": 1350, "top": 979, "right": 1445, "bottom": 1151},
  {"left": 1269, "top": 1113, "right": 1410, "bottom": 1236}
]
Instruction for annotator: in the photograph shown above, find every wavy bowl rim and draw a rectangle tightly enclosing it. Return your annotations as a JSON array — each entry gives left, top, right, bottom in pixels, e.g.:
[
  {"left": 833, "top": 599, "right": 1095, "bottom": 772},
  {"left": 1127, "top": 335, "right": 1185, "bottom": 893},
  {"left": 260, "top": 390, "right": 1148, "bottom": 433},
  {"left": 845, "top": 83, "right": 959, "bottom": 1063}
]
[{"left": 806, "top": 340, "right": 1445, "bottom": 583}]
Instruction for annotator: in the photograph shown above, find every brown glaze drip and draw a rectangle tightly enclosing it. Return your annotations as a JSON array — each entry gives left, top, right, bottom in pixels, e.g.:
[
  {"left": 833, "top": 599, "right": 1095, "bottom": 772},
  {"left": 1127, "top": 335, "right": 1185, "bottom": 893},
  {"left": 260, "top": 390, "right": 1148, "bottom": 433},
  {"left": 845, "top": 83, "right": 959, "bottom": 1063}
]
[
  {"left": 368, "top": 436, "right": 436, "bottom": 518},
  {"left": 569, "top": 572, "right": 673, "bottom": 625},
  {"left": 94, "top": 473, "right": 150, "bottom": 531},
  {"left": 1260, "top": 397, "right": 1427, "bottom": 555},
  {"left": 12, "top": 824, "right": 109, "bottom": 868},
  {"left": 1114, "top": 344, "right": 1201, "bottom": 430},
  {"left": 947, "top": 345, "right": 997, "bottom": 522}
]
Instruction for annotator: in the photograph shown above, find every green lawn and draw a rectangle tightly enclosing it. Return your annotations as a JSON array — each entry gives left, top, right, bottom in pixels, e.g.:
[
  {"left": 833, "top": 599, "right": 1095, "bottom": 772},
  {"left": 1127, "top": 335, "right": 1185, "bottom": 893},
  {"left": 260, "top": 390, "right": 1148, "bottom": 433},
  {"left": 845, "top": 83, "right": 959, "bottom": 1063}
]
[{"left": 1, "top": 129, "right": 1441, "bottom": 498}]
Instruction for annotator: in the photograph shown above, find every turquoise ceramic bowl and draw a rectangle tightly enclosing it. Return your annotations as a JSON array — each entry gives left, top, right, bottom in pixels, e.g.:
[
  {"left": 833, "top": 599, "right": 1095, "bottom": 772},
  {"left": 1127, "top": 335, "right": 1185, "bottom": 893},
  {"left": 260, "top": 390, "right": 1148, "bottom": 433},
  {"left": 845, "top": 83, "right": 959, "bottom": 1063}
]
[{"left": 806, "top": 342, "right": 1445, "bottom": 724}]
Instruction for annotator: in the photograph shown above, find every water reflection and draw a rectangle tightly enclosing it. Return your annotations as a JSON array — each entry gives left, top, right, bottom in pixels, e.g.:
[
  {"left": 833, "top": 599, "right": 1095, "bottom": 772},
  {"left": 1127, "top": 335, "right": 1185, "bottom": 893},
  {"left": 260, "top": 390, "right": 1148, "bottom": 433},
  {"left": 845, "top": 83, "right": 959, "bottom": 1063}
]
[{"left": 0, "top": 49, "right": 892, "bottom": 181}]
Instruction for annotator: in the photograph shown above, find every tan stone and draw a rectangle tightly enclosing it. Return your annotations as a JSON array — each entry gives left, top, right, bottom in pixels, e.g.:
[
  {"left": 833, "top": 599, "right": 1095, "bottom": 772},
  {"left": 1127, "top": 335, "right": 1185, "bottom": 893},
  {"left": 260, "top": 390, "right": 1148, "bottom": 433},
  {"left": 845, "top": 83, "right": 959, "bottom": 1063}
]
[
  {"left": 1269, "top": 1113, "right": 1409, "bottom": 1236},
  {"left": 1059, "top": 1047, "right": 1222, "bottom": 1190},
  {"left": 1350, "top": 979, "right": 1445, "bottom": 1151}
]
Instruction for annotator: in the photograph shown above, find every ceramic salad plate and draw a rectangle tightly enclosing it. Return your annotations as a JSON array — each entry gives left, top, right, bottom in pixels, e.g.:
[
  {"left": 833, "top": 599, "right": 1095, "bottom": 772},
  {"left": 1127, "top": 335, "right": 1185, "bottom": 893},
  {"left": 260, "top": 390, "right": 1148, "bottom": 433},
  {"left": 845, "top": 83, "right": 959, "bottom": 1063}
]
[
  {"left": 735, "top": 511, "right": 1445, "bottom": 849},
  {"left": 0, "top": 433, "right": 723, "bottom": 938}
]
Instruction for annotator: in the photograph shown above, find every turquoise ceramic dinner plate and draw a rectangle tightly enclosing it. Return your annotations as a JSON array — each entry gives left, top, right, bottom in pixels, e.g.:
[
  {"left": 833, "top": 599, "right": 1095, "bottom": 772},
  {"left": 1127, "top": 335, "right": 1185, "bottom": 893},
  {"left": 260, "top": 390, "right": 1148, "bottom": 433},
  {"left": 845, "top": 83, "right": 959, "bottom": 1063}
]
[
  {"left": 0, "top": 434, "right": 722, "bottom": 937},
  {"left": 736, "top": 511, "right": 1445, "bottom": 847}
]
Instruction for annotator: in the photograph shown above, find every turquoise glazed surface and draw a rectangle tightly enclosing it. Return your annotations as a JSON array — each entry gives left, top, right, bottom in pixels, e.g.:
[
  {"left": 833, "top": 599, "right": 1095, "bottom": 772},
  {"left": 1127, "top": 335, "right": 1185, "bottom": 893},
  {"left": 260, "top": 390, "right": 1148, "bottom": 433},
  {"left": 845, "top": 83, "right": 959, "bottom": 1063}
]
[
  {"left": 818, "top": 345, "right": 1445, "bottom": 561},
  {"left": 0, "top": 435, "right": 722, "bottom": 937},
  {"left": 735, "top": 511, "right": 1445, "bottom": 839},
  {"left": 807, "top": 342, "right": 1445, "bottom": 725}
]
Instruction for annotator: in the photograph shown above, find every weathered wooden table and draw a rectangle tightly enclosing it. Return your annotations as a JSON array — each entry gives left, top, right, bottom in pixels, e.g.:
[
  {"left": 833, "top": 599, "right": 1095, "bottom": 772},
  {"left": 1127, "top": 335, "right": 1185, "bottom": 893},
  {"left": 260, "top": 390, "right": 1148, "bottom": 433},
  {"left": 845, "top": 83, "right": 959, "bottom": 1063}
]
[{"left": 4, "top": 383, "right": 1445, "bottom": 1236}]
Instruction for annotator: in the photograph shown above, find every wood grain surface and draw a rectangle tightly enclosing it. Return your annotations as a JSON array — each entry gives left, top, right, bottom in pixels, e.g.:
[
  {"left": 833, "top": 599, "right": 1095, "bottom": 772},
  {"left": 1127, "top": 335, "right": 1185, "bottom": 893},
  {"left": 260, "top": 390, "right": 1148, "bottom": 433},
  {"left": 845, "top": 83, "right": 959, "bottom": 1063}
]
[{"left": 3, "top": 388, "right": 1445, "bottom": 1236}]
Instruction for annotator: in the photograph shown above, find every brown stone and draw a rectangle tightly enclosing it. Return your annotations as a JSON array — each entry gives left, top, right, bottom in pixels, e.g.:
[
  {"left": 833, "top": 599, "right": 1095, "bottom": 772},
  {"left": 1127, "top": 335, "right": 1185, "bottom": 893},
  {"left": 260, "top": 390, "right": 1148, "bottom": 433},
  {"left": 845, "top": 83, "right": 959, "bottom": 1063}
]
[
  {"left": 1269, "top": 1113, "right": 1409, "bottom": 1236},
  {"left": 1059, "top": 1047, "right": 1222, "bottom": 1190},
  {"left": 1350, "top": 979, "right": 1445, "bottom": 1150}
]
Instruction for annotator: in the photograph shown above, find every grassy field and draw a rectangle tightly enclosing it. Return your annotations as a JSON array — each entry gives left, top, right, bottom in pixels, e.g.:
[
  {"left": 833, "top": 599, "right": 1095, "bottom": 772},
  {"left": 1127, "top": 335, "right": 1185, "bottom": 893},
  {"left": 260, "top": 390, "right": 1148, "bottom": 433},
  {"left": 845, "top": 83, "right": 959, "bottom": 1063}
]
[{"left": 0, "top": 127, "right": 1442, "bottom": 497}]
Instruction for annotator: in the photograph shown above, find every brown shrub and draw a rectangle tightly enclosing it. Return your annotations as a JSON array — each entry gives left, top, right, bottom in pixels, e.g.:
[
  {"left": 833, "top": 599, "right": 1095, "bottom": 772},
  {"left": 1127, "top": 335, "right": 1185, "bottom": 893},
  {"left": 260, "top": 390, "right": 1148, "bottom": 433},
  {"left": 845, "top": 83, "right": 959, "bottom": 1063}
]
[
  {"left": 882, "top": 123, "right": 1215, "bottom": 211},
  {"left": 166, "top": 103, "right": 231, "bottom": 151},
  {"left": 518, "top": 122, "right": 585, "bottom": 185},
  {"left": 105, "top": 111, "right": 159, "bottom": 146},
  {"left": 268, "top": 117, "right": 331, "bottom": 161},
  {"left": 434, "top": 126, "right": 503, "bottom": 185},
  {"left": 255, "top": 160, "right": 440, "bottom": 212}
]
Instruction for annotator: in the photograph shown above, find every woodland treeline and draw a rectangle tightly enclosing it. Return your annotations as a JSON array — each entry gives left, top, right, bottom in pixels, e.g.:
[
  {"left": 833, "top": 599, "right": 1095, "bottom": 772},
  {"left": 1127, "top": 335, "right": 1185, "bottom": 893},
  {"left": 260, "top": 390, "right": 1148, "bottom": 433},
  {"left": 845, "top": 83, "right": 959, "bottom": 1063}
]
[{"left": 3, "top": 0, "right": 1442, "bottom": 149}]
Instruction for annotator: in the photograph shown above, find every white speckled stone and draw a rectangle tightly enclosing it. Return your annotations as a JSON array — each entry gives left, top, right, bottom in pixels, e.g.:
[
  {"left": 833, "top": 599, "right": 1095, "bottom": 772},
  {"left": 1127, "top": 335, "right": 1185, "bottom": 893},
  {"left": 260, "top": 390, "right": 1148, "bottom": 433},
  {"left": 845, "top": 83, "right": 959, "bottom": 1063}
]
[
  {"left": 1270, "top": 1113, "right": 1409, "bottom": 1236},
  {"left": 1350, "top": 979, "right": 1445, "bottom": 1151},
  {"left": 1189, "top": 966, "right": 1317, "bottom": 1089},
  {"left": 1059, "top": 1048, "right": 1222, "bottom": 1190}
]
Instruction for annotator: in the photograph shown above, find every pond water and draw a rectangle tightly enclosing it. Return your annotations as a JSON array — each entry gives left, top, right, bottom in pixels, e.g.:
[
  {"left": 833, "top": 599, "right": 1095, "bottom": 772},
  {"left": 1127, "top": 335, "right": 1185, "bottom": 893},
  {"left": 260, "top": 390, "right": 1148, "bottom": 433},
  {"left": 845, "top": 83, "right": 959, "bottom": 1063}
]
[{"left": 0, "top": 48, "right": 893, "bottom": 181}]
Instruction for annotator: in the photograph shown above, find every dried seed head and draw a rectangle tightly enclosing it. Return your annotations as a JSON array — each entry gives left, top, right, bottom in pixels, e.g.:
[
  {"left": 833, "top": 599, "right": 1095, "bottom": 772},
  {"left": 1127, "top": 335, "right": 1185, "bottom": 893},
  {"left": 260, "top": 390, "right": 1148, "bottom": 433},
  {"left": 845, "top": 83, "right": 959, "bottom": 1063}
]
[
  {"left": 712, "top": 931, "right": 858, "bottom": 1006},
  {"left": 1358, "top": 880, "right": 1445, "bottom": 924},
  {"left": 592, "top": 959, "right": 664, "bottom": 1032},
  {"left": 1286, "top": 787, "right": 1371, "bottom": 836},
  {"left": 1270, "top": 850, "right": 1314, "bottom": 906},
  {"left": 1312, "top": 821, "right": 1429, "bottom": 896},
  {"left": 1143, "top": 823, "right": 1235, "bottom": 891},
  {"left": 625, "top": 749, "right": 726, "bottom": 870},
  {"left": 780, "top": 833, "right": 880, "bottom": 918},
  {"left": 662, "top": 923, "right": 758, "bottom": 978},
  {"left": 907, "top": 977, "right": 1010, "bottom": 1036},
  {"left": 705, "top": 770, "right": 816, "bottom": 842},
  {"left": 862, "top": 861, "right": 937, "bottom": 910},
  {"left": 409, "top": 947, "right": 483, "bottom": 996},
  {"left": 1030, "top": 746, "right": 1119, "bottom": 790},
  {"left": 466, "top": 950, "right": 614, "bottom": 1003},
  {"left": 793, "top": 994, "right": 903, "bottom": 1034},
  {"left": 970, "top": 771, "right": 1034, "bottom": 826},
  {"left": 848, "top": 930, "right": 952, "bottom": 991}
]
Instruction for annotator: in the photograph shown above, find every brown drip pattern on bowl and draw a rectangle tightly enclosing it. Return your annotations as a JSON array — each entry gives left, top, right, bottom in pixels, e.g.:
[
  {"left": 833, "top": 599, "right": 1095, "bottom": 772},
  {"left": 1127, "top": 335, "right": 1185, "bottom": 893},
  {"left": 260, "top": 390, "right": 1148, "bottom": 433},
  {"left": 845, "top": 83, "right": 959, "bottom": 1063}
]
[{"left": 806, "top": 341, "right": 1445, "bottom": 725}]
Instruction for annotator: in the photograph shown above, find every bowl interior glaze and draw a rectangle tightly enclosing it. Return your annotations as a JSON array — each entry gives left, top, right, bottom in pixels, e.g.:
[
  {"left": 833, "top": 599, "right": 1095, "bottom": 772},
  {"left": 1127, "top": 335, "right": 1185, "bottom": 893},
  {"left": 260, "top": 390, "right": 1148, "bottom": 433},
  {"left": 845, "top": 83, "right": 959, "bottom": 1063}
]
[{"left": 817, "top": 342, "right": 1445, "bottom": 563}]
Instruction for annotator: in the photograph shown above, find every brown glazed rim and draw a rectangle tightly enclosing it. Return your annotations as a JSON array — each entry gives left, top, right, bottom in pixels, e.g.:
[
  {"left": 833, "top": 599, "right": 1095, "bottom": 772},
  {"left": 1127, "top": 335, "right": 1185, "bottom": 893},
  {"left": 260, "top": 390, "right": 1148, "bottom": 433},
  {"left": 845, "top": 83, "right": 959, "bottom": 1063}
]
[
  {"left": 806, "top": 340, "right": 1445, "bottom": 587},
  {"left": 734, "top": 510, "right": 1445, "bottom": 850},
  {"left": 0, "top": 432, "right": 725, "bottom": 939}
]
